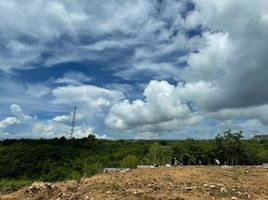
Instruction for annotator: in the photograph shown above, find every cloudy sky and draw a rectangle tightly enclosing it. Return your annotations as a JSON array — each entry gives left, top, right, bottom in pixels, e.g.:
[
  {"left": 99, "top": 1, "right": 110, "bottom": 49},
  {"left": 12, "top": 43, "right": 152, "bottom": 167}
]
[{"left": 0, "top": 0, "right": 267, "bottom": 140}]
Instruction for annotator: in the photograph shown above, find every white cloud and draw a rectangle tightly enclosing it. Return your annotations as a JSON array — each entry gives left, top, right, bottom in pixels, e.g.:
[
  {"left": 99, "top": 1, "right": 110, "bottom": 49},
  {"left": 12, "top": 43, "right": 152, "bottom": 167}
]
[
  {"left": 0, "top": 0, "right": 200, "bottom": 75},
  {"left": 0, "top": 104, "right": 36, "bottom": 135},
  {"left": 52, "top": 84, "right": 124, "bottom": 120},
  {"left": 10, "top": 104, "right": 36, "bottom": 122},
  {"left": 52, "top": 115, "right": 70, "bottom": 122},
  {"left": 0, "top": 104, "right": 112, "bottom": 139},
  {"left": 54, "top": 71, "right": 92, "bottom": 85},
  {"left": 1, "top": 0, "right": 268, "bottom": 139},
  {"left": 182, "top": 0, "right": 268, "bottom": 110},
  {"left": 106, "top": 80, "right": 193, "bottom": 130},
  {"left": 183, "top": 32, "right": 234, "bottom": 82},
  {"left": 0, "top": 117, "right": 17, "bottom": 129}
]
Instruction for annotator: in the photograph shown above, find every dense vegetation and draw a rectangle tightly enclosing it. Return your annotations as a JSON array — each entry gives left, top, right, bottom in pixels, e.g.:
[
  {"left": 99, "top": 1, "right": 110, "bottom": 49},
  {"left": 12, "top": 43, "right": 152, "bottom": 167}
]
[{"left": 0, "top": 130, "right": 267, "bottom": 191}]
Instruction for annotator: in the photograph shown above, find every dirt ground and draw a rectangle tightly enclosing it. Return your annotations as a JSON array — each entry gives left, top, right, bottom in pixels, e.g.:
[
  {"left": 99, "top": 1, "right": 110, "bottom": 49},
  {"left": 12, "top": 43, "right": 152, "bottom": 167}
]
[{"left": 1, "top": 166, "right": 267, "bottom": 200}]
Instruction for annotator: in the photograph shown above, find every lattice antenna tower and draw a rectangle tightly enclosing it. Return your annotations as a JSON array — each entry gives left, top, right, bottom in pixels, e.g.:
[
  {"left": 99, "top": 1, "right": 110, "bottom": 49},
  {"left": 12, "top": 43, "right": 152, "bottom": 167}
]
[{"left": 70, "top": 106, "right": 77, "bottom": 139}]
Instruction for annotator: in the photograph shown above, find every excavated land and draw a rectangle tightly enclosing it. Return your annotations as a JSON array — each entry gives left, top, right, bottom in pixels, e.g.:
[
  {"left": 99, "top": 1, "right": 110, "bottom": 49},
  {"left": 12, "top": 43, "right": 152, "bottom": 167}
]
[{"left": 1, "top": 166, "right": 268, "bottom": 200}]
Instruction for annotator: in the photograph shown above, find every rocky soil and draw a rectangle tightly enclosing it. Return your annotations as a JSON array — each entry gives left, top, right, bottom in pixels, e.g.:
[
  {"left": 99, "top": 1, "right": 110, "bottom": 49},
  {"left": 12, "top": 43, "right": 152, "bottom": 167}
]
[{"left": 1, "top": 166, "right": 267, "bottom": 200}]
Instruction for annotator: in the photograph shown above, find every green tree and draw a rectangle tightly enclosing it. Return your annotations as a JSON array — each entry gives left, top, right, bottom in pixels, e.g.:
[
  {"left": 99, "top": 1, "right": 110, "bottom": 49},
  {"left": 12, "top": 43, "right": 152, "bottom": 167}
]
[
  {"left": 145, "top": 142, "right": 172, "bottom": 165},
  {"left": 120, "top": 155, "right": 139, "bottom": 168},
  {"left": 215, "top": 130, "right": 245, "bottom": 165}
]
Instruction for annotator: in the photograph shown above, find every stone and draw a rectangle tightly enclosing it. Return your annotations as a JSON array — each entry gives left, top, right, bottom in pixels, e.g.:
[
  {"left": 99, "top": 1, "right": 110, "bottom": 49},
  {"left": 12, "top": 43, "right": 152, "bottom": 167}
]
[
  {"left": 31, "top": 182, "right": 46, "bottom": 189},
  {"left": 244, "top": 192, "right": 251, "bottom": 198},
  {"left": 184, "top": 186, "right": 193, "bottom": 191},
  {"left": 209, "top": 184, "right": 216, "bottom": 189},
  {"left": 220, "top": 187, "right": 227, "bottom": 193}
]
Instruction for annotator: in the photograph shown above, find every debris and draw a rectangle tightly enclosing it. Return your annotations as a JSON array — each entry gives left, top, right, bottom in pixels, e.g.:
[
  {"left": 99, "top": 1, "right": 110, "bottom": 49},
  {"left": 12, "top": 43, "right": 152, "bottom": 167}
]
[
  {"left": 220, "top": 187, "right": 227, "bottom": 193},
  {"left": 231, "top": 197, "right": 238, "bottom": 200},
  {"left": 137, "top": 165, "right": 155, "bottom": 169},
  {"left": 209, "top": 184, "right": 216, "bottom": 189},
  {"left": 103, "top": 168, "right": 130, "bottom": 174},
  {"left": 183, "top": 186, "right": 193, "bottom": 191}
]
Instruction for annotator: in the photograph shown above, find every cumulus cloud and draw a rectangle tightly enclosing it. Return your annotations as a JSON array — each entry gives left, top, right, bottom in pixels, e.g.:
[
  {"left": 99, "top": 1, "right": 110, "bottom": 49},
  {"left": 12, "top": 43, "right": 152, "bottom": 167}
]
[
  {"left": 52, "top": 84, "right": 124, "bottom": 120},
  {"left": 106, "top": 80, "right": 197, "bottom": 130},
  {"left": 9, "top": 104, "right": 36, "bottom": 122},
  {"left": 0, "top": 104, "right": 110, "bottom": 139},
  {"left": 0, "top": 104, "right": 36, "bottom": 135},
  {"left": 1, "top": 0, "right": 268, "bottom": 139},
  {"left": 182, "top": 0, "right": 268, "bottom": 111},
  {"left": 32, "top": 121, "right": 111, "bottom": 140},
  {"left": 106, "top": 77, "right": 267, "bottom": 137}
]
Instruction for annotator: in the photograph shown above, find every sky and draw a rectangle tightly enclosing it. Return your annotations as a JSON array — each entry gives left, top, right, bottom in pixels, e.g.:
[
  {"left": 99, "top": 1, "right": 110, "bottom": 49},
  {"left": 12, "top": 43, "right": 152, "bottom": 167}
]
[{"left": 0, "top": 0, "right": 267, "bottom": 140}]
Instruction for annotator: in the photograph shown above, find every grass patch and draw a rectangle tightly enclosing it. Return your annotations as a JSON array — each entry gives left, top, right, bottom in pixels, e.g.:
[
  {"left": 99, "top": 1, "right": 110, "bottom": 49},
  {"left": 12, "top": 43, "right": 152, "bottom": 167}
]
[{"left": 0, "top": 179, "right": 32, "bottom": 194}]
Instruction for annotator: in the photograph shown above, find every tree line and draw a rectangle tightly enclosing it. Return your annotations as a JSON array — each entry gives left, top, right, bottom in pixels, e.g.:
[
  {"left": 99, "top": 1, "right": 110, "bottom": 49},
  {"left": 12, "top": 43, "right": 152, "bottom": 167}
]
[{"left": 0, "top": 130, "right": 267, "bottom": 182}]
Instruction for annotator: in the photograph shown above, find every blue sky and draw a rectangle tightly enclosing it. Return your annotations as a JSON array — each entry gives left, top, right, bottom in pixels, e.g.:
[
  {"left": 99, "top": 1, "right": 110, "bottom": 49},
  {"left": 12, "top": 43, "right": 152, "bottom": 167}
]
[{"left": 0, "top": 0, "right": 268, "bottom": 140}]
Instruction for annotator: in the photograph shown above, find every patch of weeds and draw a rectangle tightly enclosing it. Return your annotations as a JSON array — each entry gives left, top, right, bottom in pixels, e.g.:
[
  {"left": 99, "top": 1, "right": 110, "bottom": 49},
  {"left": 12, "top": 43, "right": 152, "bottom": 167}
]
[
  {"left": 101, "top": 182, "right": 123, "bottom": 193},
  {"left": 0, "top": 179, "right": 32, "bottom": 194},
  {"left": 211, "top": 190, "right": 229, "bottom": 198}
]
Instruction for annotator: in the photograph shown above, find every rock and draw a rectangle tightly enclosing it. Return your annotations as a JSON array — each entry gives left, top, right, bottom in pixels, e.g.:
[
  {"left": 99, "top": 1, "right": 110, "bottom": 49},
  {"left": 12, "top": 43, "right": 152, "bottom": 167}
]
[
  {"left": 220, "top": 187, "right": 227, "bottom": 193},
  {"left": 231, "top": 197, "right": 238, "bottom": 200},
  {"left": 203, "top": 183, "right": 209, "bottom": 187},
  {"left": 244, "top": 171, "right": 249, "bottom": 174},
  {"left": 84, "top": 196, "right": 89, "bottom": 199},
  {"left": 106, "top": 191, "right": 112, "bottom": 194},
  {"left": 209, "top": 184, "right": 216, "bottom": 189},
  {"left": 26, "top": 181, "right": 54, "bottom": 194},
  {"left": 31, "top": 182, "right": 46, "bottom": 189},
  {"left": 244, "top": 192, "right": 251, "bottom": 198},
  {"left": 30, "top": 182, "right": 53, "bottom": 190},
  {"left": 184, "top": 186, "right": 193, "bottom": 191}
]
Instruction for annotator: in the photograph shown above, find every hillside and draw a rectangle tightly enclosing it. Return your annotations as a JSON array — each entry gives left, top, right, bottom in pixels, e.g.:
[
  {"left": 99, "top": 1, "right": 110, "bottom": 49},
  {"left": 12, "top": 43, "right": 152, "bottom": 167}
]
[
  {"left": 1, "top": 134, "right": 268, "bottom": 183},
  {"left": 1, "top": 166, "right": 268, "bottom": 200}
]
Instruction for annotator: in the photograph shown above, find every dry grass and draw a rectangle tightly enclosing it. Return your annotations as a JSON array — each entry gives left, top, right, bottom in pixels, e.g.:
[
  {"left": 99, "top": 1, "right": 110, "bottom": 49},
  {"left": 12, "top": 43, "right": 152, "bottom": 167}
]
[{"left": 1, "top": 166, "right": 268, "bottom": 200}]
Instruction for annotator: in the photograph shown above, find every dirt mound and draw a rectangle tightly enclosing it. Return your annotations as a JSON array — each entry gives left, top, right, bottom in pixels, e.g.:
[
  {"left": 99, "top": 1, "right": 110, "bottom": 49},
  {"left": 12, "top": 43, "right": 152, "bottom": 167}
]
[{"left": 1, "top": 166, "right": 267, "bottom": 200}]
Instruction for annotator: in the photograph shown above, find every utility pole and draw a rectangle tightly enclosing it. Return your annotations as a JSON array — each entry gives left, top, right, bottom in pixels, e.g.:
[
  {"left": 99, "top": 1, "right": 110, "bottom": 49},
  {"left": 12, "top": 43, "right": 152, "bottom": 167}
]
[{"left": 70, "top": 106, "right": 77, "bottom": 139}]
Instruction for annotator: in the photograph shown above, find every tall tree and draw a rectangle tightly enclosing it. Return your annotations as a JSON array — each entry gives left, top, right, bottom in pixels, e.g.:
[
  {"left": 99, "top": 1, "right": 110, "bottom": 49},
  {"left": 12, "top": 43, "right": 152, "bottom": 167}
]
[
  {"left": 215, "top": 130, "right": 245, "bottom": 165},
  {"left": 145, "top": 142, "right": 172, "bottom": 165}
]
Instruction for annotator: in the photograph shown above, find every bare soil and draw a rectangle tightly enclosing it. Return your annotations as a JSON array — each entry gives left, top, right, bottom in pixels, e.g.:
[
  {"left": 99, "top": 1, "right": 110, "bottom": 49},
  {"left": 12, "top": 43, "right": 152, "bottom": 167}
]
[{"left": 1, "top": 166, "right": 267, "bottom": 200}]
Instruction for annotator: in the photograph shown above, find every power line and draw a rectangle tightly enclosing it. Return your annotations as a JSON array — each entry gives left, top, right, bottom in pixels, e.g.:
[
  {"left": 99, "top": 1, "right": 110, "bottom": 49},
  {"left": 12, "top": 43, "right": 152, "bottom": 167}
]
[{"left": 70, "top": 106, "right": 77, "bottom": 139}]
